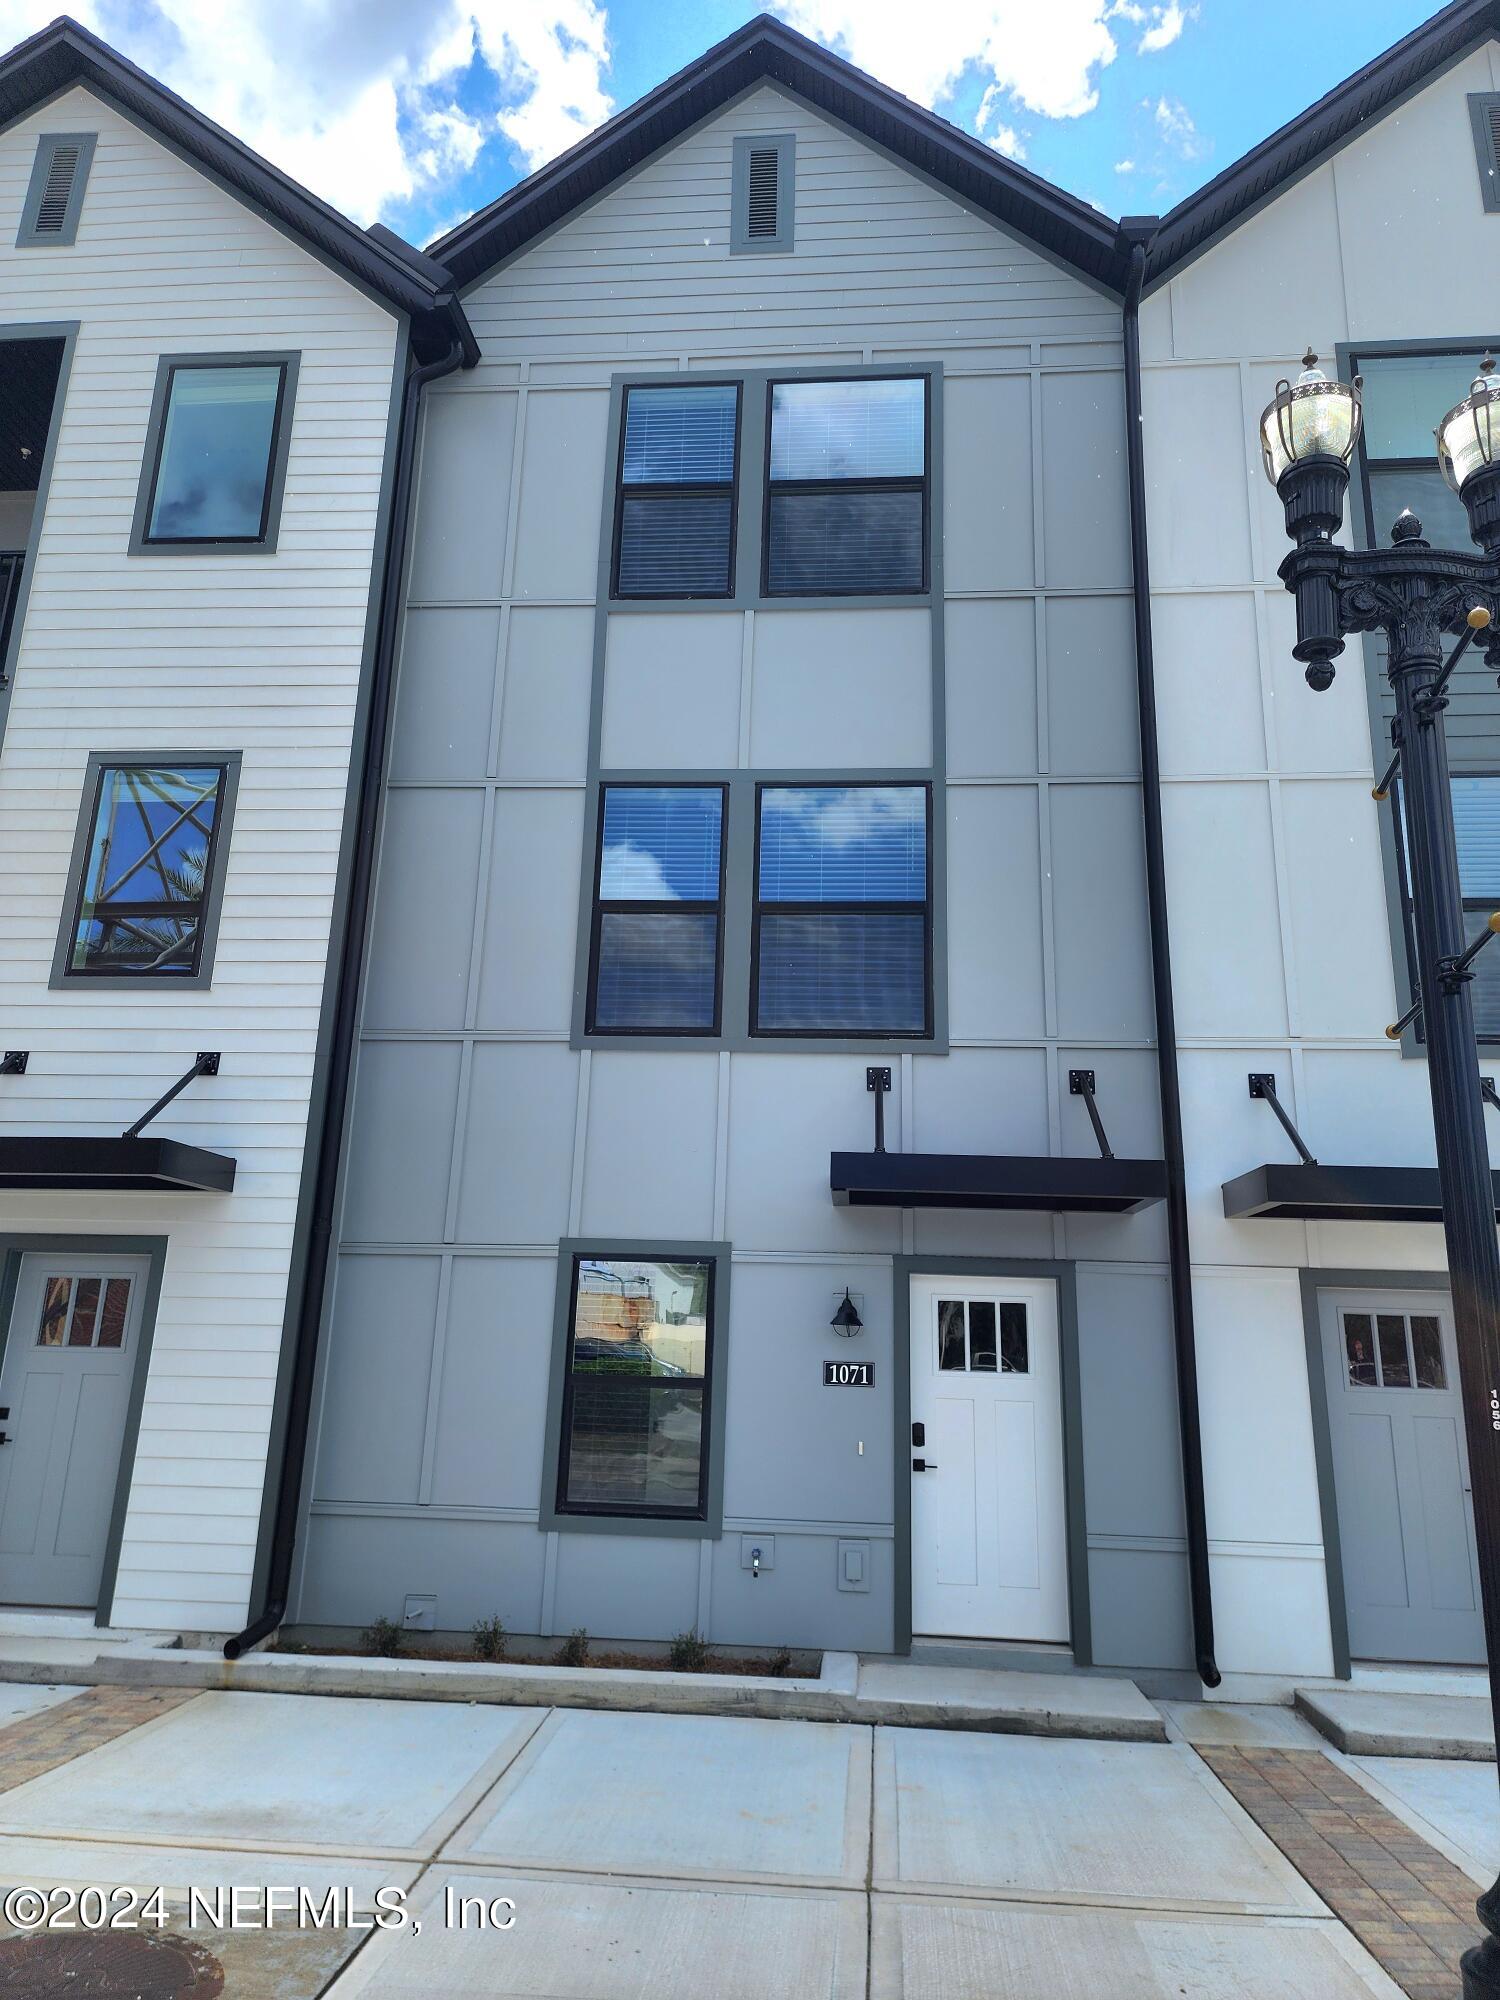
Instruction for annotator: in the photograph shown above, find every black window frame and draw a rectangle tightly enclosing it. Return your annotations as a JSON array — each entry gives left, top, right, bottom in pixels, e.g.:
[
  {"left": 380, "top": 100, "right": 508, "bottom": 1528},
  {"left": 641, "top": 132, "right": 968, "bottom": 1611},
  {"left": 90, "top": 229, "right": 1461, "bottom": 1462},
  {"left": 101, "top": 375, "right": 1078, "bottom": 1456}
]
[
  {"left": 133, "top": 355, "right": 295, "bottom": 552},
  {"left": 586, "top": 781, "right": 729, "bottom": 1036},
  {"left": 761, "top": 372, "right": 931, "bottom": 599},
  {"left": 609, "top": 380, "right": 742, "bottom": 601},
  {"left": 553, "top": 1251, "right": 718, "bottom": 1525},
  {"left": 749, "top": 780, "right": 935, "bottom": 1040},
  {"left": 56, "top": 755, "right": 237, "bottom": 986}
]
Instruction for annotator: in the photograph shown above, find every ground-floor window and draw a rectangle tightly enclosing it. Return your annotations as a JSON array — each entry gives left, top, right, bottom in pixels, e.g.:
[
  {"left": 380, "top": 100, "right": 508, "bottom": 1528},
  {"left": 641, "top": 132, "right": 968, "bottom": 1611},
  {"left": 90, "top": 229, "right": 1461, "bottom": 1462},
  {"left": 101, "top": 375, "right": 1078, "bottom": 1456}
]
[{"left": 546, "top": 1245, "right": 728, "bottom": 1530}]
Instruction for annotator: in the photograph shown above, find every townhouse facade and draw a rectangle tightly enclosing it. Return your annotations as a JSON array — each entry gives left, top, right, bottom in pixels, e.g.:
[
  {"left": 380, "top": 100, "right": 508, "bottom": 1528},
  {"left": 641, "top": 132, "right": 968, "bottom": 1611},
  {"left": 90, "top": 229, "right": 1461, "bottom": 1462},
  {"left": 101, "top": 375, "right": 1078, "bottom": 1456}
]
[
  {"left": 1139, "top": 3, "right": 1500, "bottom": 1681},
  {"left": 286, "top": 41, "right": 1201, "bottom": 1676},
  {"left": 0, "top": 21, "right": 470, "bottom": 1638},
  {"left": 6, "top": 3, "right": 1500, "bottom": 1694}
]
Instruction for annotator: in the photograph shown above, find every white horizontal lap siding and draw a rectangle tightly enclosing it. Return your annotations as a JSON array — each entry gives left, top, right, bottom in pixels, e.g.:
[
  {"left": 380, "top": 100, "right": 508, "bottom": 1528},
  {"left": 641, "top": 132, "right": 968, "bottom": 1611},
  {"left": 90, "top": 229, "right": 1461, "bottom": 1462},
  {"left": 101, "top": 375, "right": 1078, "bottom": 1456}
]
[
  {"left": 0, "top": 86, "right": 401, "bottom": 1632},
  {"left": 1142, "top": 43, "right": 1500, "bottom": 1677},
  {"left": 465, "top": 86, "right": 1116, "bottom": 356}
]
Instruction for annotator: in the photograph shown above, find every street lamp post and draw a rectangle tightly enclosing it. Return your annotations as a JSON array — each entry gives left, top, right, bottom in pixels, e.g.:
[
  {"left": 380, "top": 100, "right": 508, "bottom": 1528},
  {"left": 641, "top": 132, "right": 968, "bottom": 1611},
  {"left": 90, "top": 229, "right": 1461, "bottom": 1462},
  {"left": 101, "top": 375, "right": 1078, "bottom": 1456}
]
[{"left": 1262, "top": 353, "right": 1500, "bottom": 1997}]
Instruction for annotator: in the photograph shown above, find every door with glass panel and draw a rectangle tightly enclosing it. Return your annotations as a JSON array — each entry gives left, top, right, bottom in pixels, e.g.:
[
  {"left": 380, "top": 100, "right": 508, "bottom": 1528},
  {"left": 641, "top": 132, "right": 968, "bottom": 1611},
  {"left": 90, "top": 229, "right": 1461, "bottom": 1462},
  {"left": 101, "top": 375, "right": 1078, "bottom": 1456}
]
[
  {"left": 1319, "top": 1290, "right": 1483, "bottom": 1663},
  {"left": 909, "top": 1275, "right": 1068, "bottom": 1641},
  {"left": 0, "top": 1255, "right": 149, "bottom": 1609}
]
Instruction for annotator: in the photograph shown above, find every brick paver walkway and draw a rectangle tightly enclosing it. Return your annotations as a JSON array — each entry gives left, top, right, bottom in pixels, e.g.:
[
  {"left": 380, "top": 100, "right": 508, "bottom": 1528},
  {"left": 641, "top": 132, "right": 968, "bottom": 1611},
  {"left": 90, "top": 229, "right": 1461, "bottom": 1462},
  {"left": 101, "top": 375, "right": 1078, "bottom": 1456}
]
[
  {"left": 0, "top": 1687, "right": 198, "bottom": 1797},
  {"left": 1202, "top": 1744, "right": 1482, "bottom": 2000}
]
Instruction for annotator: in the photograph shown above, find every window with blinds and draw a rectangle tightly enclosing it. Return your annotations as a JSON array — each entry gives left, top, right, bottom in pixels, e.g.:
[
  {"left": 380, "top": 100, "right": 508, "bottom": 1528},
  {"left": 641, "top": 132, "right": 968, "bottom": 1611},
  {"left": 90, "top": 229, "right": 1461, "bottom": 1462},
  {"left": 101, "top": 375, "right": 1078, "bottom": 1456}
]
[
  {"left": 1393, "top": 774, "right": 1500, "bottom": 1040},
  {"left": 765, "top": 376, "right": 928, "bottom": 595},
  {"left": 753, "top": 784, "right": 931, "bottom": 1035},
  {"left": 612, "top": 383, "right": 740, "bottom": 597},
  {"left": 588, "top": 785, "right": 727, "bottom": 1032}
]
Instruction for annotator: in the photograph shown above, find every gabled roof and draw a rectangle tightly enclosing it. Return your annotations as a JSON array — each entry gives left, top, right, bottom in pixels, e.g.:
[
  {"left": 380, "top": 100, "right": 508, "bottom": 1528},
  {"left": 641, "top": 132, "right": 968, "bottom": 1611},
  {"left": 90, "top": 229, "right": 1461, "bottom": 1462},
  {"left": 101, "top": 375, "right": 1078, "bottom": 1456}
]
[
  {"left": 428, "top": 12, "right": 1126, "bottom": 294},
  {"left": 1147, "top": 0, "right": 1500, "bottom": 282},
  {"left": 0, "top": 16, "right": 475, "bottom": 360}
]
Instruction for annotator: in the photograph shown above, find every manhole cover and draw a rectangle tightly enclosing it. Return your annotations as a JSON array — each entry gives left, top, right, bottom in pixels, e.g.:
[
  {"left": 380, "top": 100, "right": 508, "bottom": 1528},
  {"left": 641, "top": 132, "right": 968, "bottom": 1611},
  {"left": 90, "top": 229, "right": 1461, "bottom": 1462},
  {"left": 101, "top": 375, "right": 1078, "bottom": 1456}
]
[{"left": 0, "top": 1928, "right": 225, "bottom": 1996}]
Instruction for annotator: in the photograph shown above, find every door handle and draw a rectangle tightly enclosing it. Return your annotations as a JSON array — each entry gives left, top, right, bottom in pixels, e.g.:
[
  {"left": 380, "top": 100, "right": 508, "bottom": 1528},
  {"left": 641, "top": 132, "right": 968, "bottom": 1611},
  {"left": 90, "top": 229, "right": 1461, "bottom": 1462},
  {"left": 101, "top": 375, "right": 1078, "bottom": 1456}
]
[
  {"left": 0, "top": 1433, "right": 10, "bottom": 1446},
  {"left": 912, "top": 1457, "right": 937, "bottom": 1472}
]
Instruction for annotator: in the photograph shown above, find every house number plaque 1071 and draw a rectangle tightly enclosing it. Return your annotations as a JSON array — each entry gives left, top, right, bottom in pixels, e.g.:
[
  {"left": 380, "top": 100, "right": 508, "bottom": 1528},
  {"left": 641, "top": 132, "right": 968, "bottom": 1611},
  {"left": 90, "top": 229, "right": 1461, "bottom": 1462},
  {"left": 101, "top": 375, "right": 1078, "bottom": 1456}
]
[{"left": 823, "top": 1360, "right": 873, "bottom": 1386}]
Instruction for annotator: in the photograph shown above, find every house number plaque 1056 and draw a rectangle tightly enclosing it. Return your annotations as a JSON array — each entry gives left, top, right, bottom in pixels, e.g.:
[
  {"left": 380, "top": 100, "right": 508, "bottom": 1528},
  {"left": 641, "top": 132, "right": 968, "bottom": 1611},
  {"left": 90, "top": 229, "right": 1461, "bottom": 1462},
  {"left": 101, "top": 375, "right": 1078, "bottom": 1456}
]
[{"left": 823, "top": 1361, "right": 873, "bottom": 1386}]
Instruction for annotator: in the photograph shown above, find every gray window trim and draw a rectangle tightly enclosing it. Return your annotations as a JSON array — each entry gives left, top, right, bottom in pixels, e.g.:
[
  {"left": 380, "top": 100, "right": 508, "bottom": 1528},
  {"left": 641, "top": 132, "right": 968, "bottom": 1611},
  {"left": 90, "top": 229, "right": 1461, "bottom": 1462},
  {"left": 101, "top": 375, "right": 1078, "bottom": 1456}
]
[
  {"left": 128, "top": 351, "right": 300, "bottom": 557},
  {"left": 1470, "top": 95, "right": 1500, "bottom": 214},
  {"left": 0, "top": 1233, "right": 168, "bottom": 1629},
  {"left": 730, "top": 132, "right": 795, "bottom": 254},
  {"left": 577, "top": 361, "right": 948, "bottom": 1054},
  {"left": 1337, "top": 337, "right": 1500, "bottom": 1056},
  {"left": 16, "top": 131, "right": 96, "bottom": 247},
  {"left": 892, "top": 1256, "right": 1091, "bottom": 1663},
  {"left": 1298, "top": 1267, "right": 1451, "bottom": 1682},
  {"left": 601, "top": 362, "right": 942, "bottom": 614},
  {"left": 539, "top": 1238, "right": 732, "bottom": 1539},
  {"left": 50, "top": 749, "right": 242, "bottom": 991},
  {"left": 572, "top": 768, "right": 948, "bottom": 1054}
]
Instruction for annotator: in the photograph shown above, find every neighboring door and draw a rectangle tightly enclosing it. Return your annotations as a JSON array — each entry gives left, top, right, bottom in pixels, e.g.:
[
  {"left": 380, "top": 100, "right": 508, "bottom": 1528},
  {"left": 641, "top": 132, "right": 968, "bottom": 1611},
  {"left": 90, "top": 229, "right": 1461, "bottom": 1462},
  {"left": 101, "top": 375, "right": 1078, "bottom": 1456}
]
[
  {"left": 0, "top": 1254, "right": 149, "bottom": 1609},
  {"left": 1319, "top": 1289, "right": 1483, "bottom": 1664},
  {"left": 909, "top": 1274, "right": 1069, "bottom": 1641}
]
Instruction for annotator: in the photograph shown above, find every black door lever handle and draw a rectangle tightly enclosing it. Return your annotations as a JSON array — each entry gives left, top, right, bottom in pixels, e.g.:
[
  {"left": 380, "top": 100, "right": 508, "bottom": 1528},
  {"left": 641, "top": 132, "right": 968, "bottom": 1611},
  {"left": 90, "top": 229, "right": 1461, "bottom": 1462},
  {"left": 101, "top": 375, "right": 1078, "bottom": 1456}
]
[{"left": 912, "top": 1457, "right": 937, "bottom": 1471}]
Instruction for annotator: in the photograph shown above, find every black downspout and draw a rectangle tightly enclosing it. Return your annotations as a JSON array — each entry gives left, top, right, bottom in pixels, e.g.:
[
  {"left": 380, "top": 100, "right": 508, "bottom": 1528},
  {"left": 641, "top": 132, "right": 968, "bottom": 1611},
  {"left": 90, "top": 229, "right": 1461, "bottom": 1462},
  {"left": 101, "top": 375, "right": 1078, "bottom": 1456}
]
[
  {"left": 225, "top": 335, "right": 464, "bottom": 1661},
  {"left": 1122, "top": 236, "right": 1220, "bottom": 1689}
]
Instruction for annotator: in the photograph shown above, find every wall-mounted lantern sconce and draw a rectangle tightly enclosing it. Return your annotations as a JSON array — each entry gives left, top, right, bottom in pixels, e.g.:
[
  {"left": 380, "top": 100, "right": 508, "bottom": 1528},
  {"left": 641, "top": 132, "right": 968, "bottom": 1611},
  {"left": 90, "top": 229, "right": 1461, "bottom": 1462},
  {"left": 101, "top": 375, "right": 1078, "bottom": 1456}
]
[{"left": 830, "top": 1289, "right": 864, "bottom": 1338}]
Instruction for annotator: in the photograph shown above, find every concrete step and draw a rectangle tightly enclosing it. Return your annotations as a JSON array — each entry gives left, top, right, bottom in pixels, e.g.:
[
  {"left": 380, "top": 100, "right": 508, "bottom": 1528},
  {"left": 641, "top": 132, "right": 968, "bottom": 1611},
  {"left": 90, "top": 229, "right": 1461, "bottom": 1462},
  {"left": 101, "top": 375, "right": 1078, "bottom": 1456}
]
[
  {"left": 1295, "top": 1686, "right": 1496, "bottom": 1760},
  {"left": 0, "top": 1641, "right": 1165, "bottom": 1740}
]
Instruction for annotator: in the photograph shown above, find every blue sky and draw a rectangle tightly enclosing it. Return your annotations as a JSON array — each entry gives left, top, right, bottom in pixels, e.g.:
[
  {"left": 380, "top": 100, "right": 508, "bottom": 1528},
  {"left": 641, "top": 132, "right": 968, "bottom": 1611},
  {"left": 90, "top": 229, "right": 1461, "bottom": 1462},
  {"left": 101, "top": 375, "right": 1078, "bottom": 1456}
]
[{"left": 0, "top": 1, "right": 1445, "bottom": 246}]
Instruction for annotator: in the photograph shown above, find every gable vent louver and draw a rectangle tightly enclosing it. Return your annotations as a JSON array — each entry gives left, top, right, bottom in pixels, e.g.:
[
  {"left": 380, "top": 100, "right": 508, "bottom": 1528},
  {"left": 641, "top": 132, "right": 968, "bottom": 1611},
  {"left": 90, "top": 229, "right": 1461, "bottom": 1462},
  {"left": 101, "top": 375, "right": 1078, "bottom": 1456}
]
[
  {"left": 33, "top": 143, "right": 82, "bottom": 235},
  {"left": 1469, "top": 94, "right": 1500, "bottom": 213},
  {"left": 746, "top": 146, "right": 779, "bottom": 238}
]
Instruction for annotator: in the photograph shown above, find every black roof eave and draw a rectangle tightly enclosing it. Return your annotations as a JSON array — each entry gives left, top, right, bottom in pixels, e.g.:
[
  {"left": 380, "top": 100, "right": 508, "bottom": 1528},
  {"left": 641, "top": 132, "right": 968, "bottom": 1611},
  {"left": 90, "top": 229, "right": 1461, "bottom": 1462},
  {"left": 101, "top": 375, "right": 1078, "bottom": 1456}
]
[
  {"left": 1146, "top": 0, "right": 1500, "bottom": 284},
  {"left": 430, "top": 13, "right": 1125, "bottom": 295},
  {"left": 0, "top": 17, "right": 473, "bottom": 353}
]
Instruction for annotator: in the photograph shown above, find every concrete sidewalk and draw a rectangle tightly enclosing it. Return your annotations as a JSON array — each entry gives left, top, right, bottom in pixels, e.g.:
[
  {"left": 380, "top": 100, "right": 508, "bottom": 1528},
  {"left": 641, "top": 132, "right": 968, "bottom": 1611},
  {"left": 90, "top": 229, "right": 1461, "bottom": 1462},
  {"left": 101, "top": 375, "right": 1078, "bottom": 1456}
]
[{"left": 0, "top": 1684, "right": 1417, "bottom": 1997}]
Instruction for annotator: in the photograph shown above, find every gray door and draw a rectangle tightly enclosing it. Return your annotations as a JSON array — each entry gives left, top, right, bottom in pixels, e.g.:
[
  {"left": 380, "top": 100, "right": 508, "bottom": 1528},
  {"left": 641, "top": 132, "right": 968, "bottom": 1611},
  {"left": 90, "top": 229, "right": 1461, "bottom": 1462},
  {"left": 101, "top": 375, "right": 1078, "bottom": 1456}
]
[
  {"left": 1319, "top": 1289, "right": 1483, "bottom": 1664},
  {"left": 0, "top": 1255, "right": 148, "bottom": 1609}
]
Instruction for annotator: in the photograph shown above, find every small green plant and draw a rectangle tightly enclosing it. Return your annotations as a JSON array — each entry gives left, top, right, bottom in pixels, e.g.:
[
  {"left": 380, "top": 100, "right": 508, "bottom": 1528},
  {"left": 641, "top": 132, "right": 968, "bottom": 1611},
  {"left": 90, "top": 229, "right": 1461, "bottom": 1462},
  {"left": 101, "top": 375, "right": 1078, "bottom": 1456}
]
[
  {"left": 769, "top": 1646, "right": 793, "bottom": 1678},
  {"left": 362, "top": 1615, "right": 405, "bottom": 1657},
  {"left": 471, "top": 1615, "right": 507, "bottom": 1662},
  {"left": 557, "top": 1627, "right": 591, "bottom": 1667},
  {"left": 668, "top": 1628, "right": 710, "bottom": 1673}
]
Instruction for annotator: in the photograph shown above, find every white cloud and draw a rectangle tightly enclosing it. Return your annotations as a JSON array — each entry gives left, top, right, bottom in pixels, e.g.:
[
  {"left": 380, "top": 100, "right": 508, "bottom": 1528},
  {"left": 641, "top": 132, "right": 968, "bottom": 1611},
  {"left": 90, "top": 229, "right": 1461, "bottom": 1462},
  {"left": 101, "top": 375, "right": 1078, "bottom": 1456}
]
[
  {"left": 1114, "top": 158, "right": 1135, "bottom": 173},
  {"left": 1137, "top": 4, "right": 1190, "bottom": 53},
  {"left": 988, "top": 125, "right": 1026, "bottom": 160},
  {"left": 599, "top": 843, "right": 679, "bottom": 900},
  {"left": 1153, "top": 93, "right": 1204, "bottom": 158},
  {"left": 777, "top": 0, "right": 1119, "bottom": 122},
  {"left": 0, "top": 0, "right": 616, "bottom": 225}
]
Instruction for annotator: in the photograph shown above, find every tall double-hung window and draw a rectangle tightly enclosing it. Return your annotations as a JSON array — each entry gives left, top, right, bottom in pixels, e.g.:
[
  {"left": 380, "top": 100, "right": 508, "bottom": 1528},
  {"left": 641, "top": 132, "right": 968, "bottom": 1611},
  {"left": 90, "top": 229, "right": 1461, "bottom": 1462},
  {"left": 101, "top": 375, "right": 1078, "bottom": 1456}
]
[
  {"left": 754, "top": 784, "right": 931, "bottom": 1035},
  {"left": 588, "top": 786, "right": 726, "bottom": 1033},
  {"left": 764, "top": 377, "right": 928, "bottom": 595},
  {"left": 613, "top": 383, "right": 739, "bottom": 597},
  {"left": 1353, "top": 349, "right": 1490, "bottom": 548}
]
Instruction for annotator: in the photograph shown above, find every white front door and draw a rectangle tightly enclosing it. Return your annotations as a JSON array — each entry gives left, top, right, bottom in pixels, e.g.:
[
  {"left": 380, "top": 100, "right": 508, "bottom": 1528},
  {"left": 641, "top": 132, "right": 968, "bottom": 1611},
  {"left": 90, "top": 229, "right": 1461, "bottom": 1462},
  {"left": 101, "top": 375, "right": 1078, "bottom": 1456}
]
[{"left": 909, "top": 1274, "right": 1069, "bottom": 1642}]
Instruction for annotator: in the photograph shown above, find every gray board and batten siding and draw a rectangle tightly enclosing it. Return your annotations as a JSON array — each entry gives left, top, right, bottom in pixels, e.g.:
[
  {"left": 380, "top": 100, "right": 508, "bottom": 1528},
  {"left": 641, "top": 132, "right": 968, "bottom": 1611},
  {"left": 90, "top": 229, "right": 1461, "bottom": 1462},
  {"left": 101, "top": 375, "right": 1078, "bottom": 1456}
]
[{"left": 292, "top": 83, "right": 1191, "bottom": 1667}]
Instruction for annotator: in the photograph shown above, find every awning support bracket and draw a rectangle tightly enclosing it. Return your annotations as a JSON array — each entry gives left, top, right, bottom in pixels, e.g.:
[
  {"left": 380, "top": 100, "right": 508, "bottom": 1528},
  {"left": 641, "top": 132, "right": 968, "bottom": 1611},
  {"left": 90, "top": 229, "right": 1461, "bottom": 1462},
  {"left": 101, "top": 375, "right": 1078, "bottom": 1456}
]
[
  {"left": 866, "top": 1066, "right": 891, "bottom": 1154},
  {"left": 1483, "top": 1075, "right": 1500, "bottom": 1115},
  {"left": 1, "top": 1052, "right": 27, "bottom": 1075},
  {"left": 1248, "top": 1072, "right": 1318, "bottom": 1166},
  {"left": 1068, "top": 1069, "right": 1115, "bottom": 1160},
  {"left": 123, "top": 1052, "right": 220, "bottom": 1140}
]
